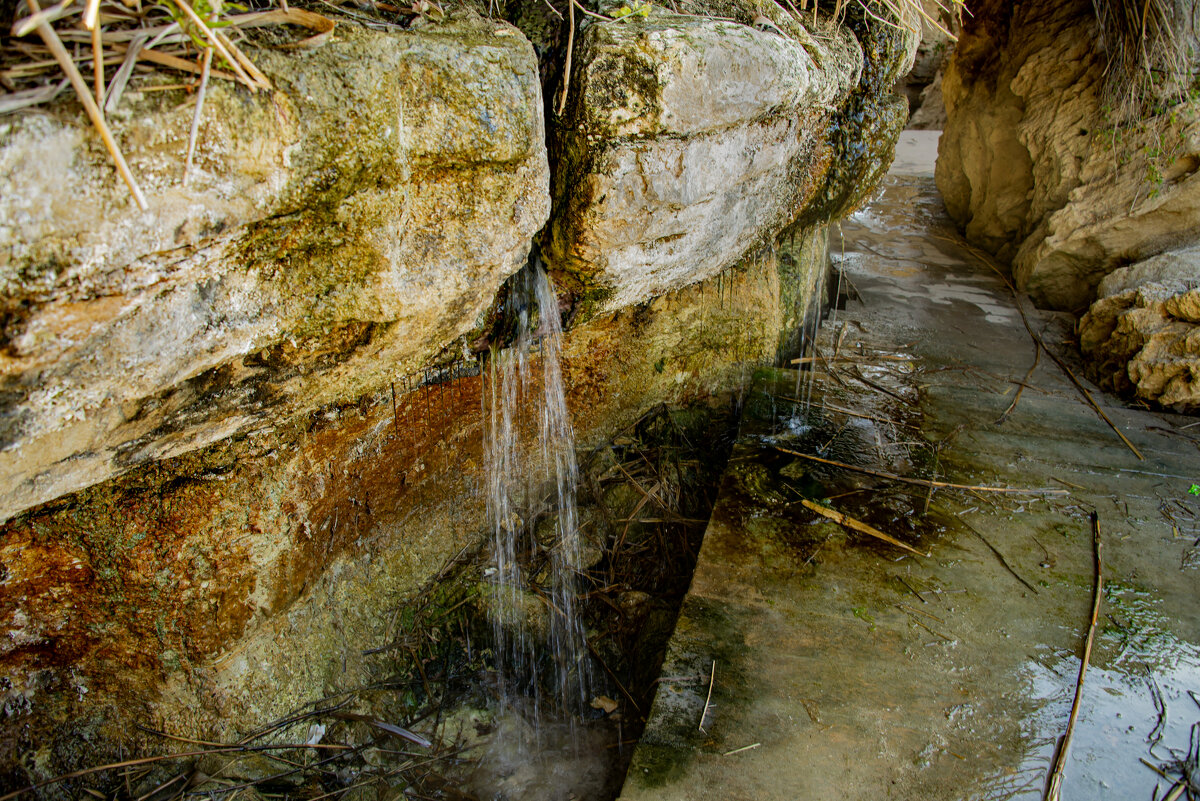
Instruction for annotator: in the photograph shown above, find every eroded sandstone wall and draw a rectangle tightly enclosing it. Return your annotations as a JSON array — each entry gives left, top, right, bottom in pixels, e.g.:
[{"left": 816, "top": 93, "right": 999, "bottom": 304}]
[
  {"left": 938, "top": 0, "right": 1200, "bottom": 311},
  {"left": 936, "top": 0, "right": 1200, "bottom": 409}
]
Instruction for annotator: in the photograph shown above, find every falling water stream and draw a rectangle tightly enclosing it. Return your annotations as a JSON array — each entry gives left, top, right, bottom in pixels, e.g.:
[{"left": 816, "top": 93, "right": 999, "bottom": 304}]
[{"left": 484, "top": 258, "right": 591, "bottom": 726}]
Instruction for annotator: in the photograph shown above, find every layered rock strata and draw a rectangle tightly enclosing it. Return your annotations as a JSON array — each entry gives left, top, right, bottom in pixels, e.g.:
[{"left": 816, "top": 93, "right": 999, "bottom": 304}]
[
  {"left": 0, "top": 6, "right": 915, "bottom": 788},
  {"left": 936, "top": 0, "right": 1200, "bottom": 311},
  {"left": 0, "top": 20, "right": 550, "bottom": 522}
]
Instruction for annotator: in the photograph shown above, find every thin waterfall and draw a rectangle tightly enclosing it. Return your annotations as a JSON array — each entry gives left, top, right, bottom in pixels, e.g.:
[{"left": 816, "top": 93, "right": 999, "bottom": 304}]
[
  {"left": 484, "top": 257, "right": 591, "bottom": 720},
  {"left": 795, "top": 264, "right": 827, "bottom": 415}
]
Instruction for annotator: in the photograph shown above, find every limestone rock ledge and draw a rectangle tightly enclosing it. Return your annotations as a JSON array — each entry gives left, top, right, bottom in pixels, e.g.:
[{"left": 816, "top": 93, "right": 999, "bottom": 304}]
[
  {"left": 0, "top": 6, "right": 915, "bottom": 788},
  {"left": 936, "top": 0, "right": 1200, "bottom": 310},
  {"left": 0, "top": 19, "right": 550, "bottom": 523},
  {"left": 545, "top": 11, "right": 863, "bottom": 311},
  {"left": 1079, "top": 247, "right": 1200, "bottom": 411}
]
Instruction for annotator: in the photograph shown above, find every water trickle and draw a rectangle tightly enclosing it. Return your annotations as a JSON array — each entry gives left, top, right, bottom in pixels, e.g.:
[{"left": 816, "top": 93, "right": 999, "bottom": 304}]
[
  {"left": 484, "top": 257, "right": 591, "bottom": 723},
  {"left": 794, "top": 263, "right": 827, "bottom": 416}
]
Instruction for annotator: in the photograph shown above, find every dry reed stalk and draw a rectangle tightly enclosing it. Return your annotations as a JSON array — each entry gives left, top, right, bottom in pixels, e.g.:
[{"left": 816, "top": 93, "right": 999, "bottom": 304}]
[
  {"left": 801, "top": 498, "right": 928, "bottom": 556},
  {"left": 22, "top": 0, "right": 147, "bottom": 210},
  {"left": 557, "top": 0, "right": 575, "bottom": 115},
  {"left": 775, "top": 446, "right": 1070, "bottom": 495},
  {"left": 183, "top": 45, "right": 212, "bottom": 186},
  {"left": 111, "top": 40, "right": 237, "bottom": 80},
  {"left": 168, "top": 0, "right": 263, "bottom": 90},
  {"left": 88, "top": 6, "right": 105, "bottom": 104},
  {"left": 699, "top": 659, "right": 716, "bottom": 731}
]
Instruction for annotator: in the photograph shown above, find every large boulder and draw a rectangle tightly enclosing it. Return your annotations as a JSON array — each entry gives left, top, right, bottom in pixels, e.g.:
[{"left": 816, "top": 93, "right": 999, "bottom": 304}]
[
  {"left": 0, "top": 19, "right": 550, "bottom": 522},
  {"left": 1079, "top": 246, "right": 1200, "bottom": 411},
  {"left": 936, "top": 0, "right": 1200, "bottom": 310},
  {"left": 544, "top": 10, "right": 868, "bottom": 312}
]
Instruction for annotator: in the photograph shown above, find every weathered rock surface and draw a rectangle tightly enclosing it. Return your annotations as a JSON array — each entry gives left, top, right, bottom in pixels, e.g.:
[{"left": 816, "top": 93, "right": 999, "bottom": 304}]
[
  {"left": 0, "top": 235, "right": 816, "bottom": 789},
  {"left": 907, "top": 67, "right": 947, "bottom": 129},
  {"left": 936, "top": 0, "right": 1200, "bottom": 310},
  {"left": 0, "top": 3, "right": 916, "bottom": 789},
  {"left": 0, "top": 19, "right": 550, "bottom": 522},
  {"left": 896, "top": 0, "right": 955, "bottom": 127},
  {"left": 545, "top": 12, "right": 863, "bottom": 311},
  {"left": 1079, "top": 247, "right": 1200, "bottom": 411}
]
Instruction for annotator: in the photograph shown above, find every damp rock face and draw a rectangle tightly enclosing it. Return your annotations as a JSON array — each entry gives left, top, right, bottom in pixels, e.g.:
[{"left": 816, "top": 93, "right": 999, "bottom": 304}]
[
  {"left": 545, "top": 11, "right": 869, "bottom": 311},
  {"left": 936, "top": 0, "right": 1200, "bottom": 310},
  {"left": 1079, "top": 246, "right": 1200, "bottom": 411},
  {"left": 0, "top": 239, "right": 809, "bottom": 789},
  {"left": 0, "top": 19, "right": 549, "bottom": 523},
  {"left": 0, "top": 5, "right": 906, "bottom": 789}
]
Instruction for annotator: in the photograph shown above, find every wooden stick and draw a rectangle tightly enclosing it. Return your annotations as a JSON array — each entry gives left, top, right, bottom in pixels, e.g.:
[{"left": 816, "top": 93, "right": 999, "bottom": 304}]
[
  {"left": 556, "top": 0, "right": 575, "bottom": 115},
  {"left": 183, "top": 46, "right": 212, "bottom": 186},
  {"left": 790, "top": 354, "right": 910, "bottom": 364},
  {"left": 801, "top": 499, "right": 927, "bottom": 556},
  {"left": 699, "top": 659, "right": 716, "bottom": 731},
  {"left": 1044, "top": 512, "right": 1103, "bottom": 801},
  {"left": 774, "top": 447, "right": 1068, "bottom": 495},
  {"left": 23, "top": 0, "right": 147, "bottom": 210}
]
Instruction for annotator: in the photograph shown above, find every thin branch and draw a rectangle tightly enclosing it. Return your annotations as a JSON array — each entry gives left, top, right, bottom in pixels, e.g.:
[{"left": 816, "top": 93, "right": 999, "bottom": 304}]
[
  {"left": 957, "top": 514, "right": 1040, "bottom": 594},
  {"left": 774, "top": 446, "right": 1069, "bottom": 495},
  {"left": 802, "top": 498, "right": 927, "bottom": 557},
  {"left": 996, "top": 341, "right": 1041, "bottom": 424},
  {"left": 183, "top": 46, "right": 212, "bottom": 186},
  {"left": 1044, "top": 513, "right": 1103, "bottom": 801},
  {"left": 937, "top": 235, "right": 1144, "bottom": 461}
]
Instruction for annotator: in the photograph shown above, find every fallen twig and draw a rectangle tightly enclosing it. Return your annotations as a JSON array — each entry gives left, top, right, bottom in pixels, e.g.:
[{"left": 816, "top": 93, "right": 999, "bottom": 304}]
[
  {"left": 895, "top": 604, "right": 953, "bottom": 641},
  {"left": 956, "top": 515, "right": 1039, "bottom": 594},
  {"left": 586, "top": 638, "right": 642, "bottom": 714},
  {"left": 801, "top": 498, "right": 927, "bottom": 557},
  {"left": 699, "top": 659, "right": 716, "bottom": 732},
  {"left": 775, "top": 446, "right": 1069, "bottom": 495},
  {"left": 897, "top": 575, "right": 928, "bottom": 603},
  {"left": 1044, "top": 512, "right": 1103, "bottom": 801},
  {"left": 941, "top": 235, "right": 1144, "bottom": 461},
  {"left": 0, "top": 743, "right": 352, "bottom": 801},
  {"left": 996, "top": 342, "right": 1041, "bottom": 424},
  {"left": 846, "top": 365, "right": 917, "bottom": 406}
]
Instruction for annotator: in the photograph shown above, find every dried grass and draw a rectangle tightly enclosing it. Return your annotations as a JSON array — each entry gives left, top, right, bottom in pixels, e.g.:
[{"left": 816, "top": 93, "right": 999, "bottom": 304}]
[
  {"left": 1, "top": 0, "right": 341, "bottom": 208},
  {"left": 1092, "top": 0, "right": 1200, "bottom": 116},
  {"left": 2, "top": 0, "right": 960, "bottom": 210}
]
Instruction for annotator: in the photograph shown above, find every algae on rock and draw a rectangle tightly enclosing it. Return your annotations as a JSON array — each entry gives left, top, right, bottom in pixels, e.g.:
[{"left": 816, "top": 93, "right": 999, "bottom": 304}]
[{"left": 0, "top": 19, "right": 550, "bottom": 523}]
